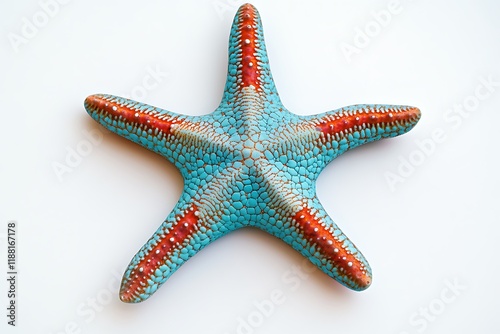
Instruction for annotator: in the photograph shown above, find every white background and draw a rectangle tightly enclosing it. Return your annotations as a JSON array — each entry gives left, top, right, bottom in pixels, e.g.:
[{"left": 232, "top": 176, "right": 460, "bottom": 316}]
[{"left": 1, "top": 0, "right": 499, "bottom": 333}]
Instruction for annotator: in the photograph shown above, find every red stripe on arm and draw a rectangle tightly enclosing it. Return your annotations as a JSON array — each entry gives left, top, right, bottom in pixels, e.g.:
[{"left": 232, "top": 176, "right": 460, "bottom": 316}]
[
  {"left": 120, "top": 205, "right": 200, "bottom": 302},
  {"left": 238, "top": 4, "right": 260, "bottom": 90}
]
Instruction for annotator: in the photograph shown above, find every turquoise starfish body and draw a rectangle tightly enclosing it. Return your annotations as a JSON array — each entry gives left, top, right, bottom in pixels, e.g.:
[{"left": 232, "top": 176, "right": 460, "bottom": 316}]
[{"left": 84, "top": 3, "right": 420, "bottom": 303}]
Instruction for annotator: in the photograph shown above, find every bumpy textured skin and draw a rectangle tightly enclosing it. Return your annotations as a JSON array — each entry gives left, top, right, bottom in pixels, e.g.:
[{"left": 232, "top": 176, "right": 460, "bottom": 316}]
[{"left": 84, "top": 4, "right": 421, "bottom": 303}]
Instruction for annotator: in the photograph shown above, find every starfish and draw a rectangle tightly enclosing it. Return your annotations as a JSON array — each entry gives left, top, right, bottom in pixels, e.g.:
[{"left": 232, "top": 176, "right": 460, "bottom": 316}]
[{"left": 84, "top": 3, "right": 420, "bottom": 303}]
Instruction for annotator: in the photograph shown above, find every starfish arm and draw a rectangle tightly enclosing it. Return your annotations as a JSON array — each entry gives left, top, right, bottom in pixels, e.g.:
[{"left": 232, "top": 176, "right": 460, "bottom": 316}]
[
  {"left": 84, "top": 94, "right": 234, "bottom": 164},
  {"left": 256, "top": 162, "right": 372, "bottom": 290},
  {"left": 119, "top": 199, "right": 209, "bottom": 303},
  {"left": 84, "top": 94, "right": 190, "bottom": 157},
  {"left": 219, "top": 4, "right": 280, "bottom": 106},
  {"left": 119, "top": 165, "right": 242, "bottom": 303},
  {"left": 289, "top": 201, "right": 372, "bottom": 291},
  {"left": 298, "top": 104, "right": 421, "bottom": 163}
]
